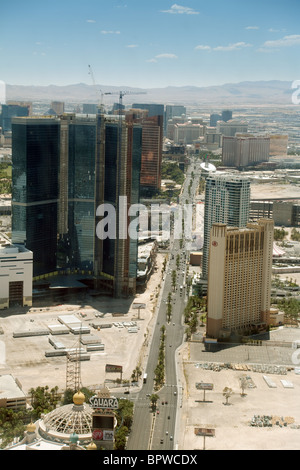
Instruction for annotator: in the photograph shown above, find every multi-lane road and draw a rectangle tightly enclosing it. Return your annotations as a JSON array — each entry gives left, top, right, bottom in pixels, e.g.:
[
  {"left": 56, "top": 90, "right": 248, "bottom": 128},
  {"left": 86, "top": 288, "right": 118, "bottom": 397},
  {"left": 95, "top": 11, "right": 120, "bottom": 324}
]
[{"left": 126, "top": 159, "right": 201, "bottom": 450}]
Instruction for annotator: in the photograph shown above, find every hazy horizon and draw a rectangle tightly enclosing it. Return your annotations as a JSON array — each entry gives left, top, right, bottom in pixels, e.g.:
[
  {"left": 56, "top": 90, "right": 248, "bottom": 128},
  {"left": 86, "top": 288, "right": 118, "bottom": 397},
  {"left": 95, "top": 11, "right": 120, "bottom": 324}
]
[{"left": 1, "top": 1, "right": 299, "bottom": 89}]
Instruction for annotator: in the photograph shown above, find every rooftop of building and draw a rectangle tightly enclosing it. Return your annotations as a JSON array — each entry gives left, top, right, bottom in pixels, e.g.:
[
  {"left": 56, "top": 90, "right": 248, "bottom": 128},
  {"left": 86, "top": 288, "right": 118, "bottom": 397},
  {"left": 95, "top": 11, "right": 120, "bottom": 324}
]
[
  {"left": 0, "top": 233, "right": 31, "bottom": 254},
  {"left": 0, "top": 233, "right": 32, "bottom": 254},
  {"left": 0, "top": 374, "right": 26, "bottom": 401}
]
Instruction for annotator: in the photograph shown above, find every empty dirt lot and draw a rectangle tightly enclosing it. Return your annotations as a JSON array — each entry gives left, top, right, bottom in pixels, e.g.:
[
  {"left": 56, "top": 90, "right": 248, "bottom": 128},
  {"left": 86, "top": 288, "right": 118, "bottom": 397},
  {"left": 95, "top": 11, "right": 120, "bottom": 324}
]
[
  {"left": 176, "top": 338, "right": 300, "bottom": 450},
  {"left": 0, "top": 254, "right": 166, "bottom": 395}
]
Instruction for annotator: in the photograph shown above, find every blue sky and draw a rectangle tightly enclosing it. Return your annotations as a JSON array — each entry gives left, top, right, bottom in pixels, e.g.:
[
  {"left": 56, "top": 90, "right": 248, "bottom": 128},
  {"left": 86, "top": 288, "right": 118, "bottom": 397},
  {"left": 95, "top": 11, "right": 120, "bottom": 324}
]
[{"left": 1, "top": 0, "right": 299, "bottom": 88}]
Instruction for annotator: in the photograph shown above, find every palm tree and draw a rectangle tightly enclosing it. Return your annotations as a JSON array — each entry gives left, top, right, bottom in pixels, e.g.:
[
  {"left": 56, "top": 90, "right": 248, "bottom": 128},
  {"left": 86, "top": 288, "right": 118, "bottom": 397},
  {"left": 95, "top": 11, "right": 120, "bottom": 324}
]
[
  {"left": 223, "top": 387, "right": 233, "bottom": 405},
  {"left": 150, "top": 394, "right": 159, "bottom": 410}
]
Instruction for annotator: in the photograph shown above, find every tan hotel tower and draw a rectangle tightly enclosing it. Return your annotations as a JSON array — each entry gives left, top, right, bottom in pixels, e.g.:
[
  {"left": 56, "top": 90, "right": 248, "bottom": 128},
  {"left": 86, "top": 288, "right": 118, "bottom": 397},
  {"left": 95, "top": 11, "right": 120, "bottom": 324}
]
[{"left": 206, "top": 218, "right": 274, "bottom": 339}]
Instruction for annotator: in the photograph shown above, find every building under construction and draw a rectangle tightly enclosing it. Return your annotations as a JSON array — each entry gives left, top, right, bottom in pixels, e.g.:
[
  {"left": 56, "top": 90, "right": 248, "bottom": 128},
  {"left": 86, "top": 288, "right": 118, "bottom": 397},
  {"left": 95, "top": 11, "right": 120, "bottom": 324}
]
[
  {"left": 11, "top": 113, "right": 143, "bottom": 298},
  {"left": 128, "top": 108, "right": 163, "bottom": 197}
]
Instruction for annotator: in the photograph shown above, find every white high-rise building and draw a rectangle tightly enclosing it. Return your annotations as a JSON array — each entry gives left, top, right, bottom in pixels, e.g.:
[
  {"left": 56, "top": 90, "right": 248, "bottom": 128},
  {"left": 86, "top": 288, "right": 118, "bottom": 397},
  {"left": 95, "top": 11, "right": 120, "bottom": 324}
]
[{"left": 202, "top": 174, "right": 251, "bottom": 279}]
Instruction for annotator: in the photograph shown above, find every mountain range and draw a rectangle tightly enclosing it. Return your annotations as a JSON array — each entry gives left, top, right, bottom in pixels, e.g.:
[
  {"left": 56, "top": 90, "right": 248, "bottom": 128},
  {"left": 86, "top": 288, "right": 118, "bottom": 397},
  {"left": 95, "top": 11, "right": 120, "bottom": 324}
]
[{"left": 5, "top": 80, "right": 295, "bottom": 107}]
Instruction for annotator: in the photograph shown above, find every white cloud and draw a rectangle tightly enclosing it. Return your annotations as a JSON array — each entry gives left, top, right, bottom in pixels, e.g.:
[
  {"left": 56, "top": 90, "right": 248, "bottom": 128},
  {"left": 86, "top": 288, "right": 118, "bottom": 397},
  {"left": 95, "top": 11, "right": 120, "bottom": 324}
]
[
  {"left": 86, "top": 19, "right": 96, "bottom": 23},
  {"left": 245, "top": 26, "right": 259, "bottom": 30},
  {"left": 155, "top": 53, "right": 178, "bottom": 59},
  {"left": 101, "top": 30, "right": 121, "bottom": 35},
  {"left": 268, "top": 28, "right": 286, "bottom": 33},
  {"left": 261, "top": 34, "right": 300, "bottom": 48},
  {"left": 161, "top": 4, "right": 199, "bottom": 15},
  {"left": 126, "top": 44, "right": 138, "bottom": 48},
  {"left": 147, "top": 53, "right": 178, "bottom": 63},
  {"left": 213, "top": 42, "right": 252, "bottom": 51},
  {"left": 195, "top": 42, "right": 252, "bottom": 52},
  {"left": 195, "top": 45, "right": 211, "bottom": 51}
]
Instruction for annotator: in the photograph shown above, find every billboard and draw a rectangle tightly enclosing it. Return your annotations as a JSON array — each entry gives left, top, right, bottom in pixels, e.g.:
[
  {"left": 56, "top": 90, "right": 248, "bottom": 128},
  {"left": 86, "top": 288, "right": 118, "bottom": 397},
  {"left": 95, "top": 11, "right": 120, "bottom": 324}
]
[
  {"left": 132, "top": 303, "right": 146, "bottom": 309},
  {"left": 106, "top": 364, "right": 123, "bottom": 373},
  {"left": 90, "top": 395, "right": 119, "bottom": 410},
  {"left": 194, "top": 428, "right": 215, "bottom": 437},
  {"left": 196, "top": 382, "right": 213, "bottom": 390}
]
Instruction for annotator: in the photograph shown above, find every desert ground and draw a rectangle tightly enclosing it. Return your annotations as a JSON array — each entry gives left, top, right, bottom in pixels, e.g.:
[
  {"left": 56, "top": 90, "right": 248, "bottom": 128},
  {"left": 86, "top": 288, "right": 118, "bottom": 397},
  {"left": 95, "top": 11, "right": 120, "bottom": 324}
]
[
  {"left": 176, "top": 333, "right": 300, "bottom": 450},
  {"left": 0, "top": 253, "right": 166, "bottom": 395}
]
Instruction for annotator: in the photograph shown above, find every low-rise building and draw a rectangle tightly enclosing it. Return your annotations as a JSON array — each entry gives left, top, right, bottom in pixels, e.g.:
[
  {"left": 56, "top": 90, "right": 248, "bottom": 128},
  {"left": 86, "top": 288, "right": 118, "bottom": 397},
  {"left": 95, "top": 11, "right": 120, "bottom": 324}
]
[
  {"left": 0, "top": 374, "right": 26, "bottom": 410},
  {"left": 0, "top": 234, "right": 32, "bottom": 309}
]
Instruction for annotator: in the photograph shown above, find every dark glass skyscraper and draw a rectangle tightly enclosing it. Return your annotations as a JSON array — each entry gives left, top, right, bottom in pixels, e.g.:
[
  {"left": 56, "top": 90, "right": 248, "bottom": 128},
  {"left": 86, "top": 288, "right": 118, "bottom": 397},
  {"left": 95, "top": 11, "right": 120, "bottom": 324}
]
[
  {"left": 12, "top": 114, "right": 142, "bottom": 296},
  {"left": 1, "top": 103, "right": 31, "bottom": 132},
  {"left": 12, "top": 118, "right": 60, "bottom": 276}
]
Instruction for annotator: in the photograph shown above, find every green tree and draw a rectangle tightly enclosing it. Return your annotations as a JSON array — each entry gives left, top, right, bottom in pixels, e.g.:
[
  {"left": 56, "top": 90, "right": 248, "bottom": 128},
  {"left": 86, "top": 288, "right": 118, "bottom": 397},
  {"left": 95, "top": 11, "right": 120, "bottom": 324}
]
[
  {"left": 114, "top": 426, "right": 128, "bottom": 450},
  {"left": 150, "top": 394, "right": 159, "bottom": 410},
  {"left": 131, "top": 366, "right": 142, "bottom": 383}
]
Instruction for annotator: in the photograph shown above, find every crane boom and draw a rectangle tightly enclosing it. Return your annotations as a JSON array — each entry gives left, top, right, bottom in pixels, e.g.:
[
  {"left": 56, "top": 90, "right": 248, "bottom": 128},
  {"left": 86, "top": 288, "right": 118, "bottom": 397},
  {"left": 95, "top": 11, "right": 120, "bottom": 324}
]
[{"left": 88, "top": 65, "right": 111, "bottom": 111}]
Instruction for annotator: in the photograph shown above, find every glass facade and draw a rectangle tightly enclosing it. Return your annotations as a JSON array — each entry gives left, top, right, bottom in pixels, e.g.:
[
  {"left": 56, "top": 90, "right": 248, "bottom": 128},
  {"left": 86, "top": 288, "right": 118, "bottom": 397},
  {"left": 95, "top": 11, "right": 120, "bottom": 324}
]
[
  {"left": 102, "top": 122, "right": 119, "bottom": 277},
  {"left": 12, "top": 119, "right": 60, "bottom": 276},
  {"left": 66, "top": 120, "right": 96, "bottom": 271},
  {"left": 202, "top": 175, "right": 250, "bottom": 279},
  {"left": 128, "top": 125, "right": 142, "bottom": 278},
  {"left": 11, "top": 114, "right": 142, "bottom": 295},
  {"left": 1, "top": 104, "right": 29, "bottom": 132}
]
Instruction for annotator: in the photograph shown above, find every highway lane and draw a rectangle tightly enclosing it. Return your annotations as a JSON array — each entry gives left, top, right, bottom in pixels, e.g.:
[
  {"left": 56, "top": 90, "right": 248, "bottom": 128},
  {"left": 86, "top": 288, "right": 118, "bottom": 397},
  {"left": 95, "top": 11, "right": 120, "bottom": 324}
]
[{"left": 127, "top": 158, "right": 200, "bottom": 450}]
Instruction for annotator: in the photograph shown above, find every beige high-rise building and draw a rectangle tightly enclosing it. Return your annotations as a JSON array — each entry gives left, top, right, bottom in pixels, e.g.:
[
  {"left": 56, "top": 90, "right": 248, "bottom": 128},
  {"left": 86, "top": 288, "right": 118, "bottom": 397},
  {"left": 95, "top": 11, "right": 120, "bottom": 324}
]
[{"left": 206, "top": 218, "right": 274, "bottom": 339}]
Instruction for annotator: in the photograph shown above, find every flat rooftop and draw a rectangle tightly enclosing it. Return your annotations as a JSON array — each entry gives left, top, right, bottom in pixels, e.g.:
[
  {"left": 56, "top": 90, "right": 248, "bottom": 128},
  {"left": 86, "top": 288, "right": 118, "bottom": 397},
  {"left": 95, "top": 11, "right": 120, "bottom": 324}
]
[{"left": 0, "top": 374, "right": 26, "bottom": 400}]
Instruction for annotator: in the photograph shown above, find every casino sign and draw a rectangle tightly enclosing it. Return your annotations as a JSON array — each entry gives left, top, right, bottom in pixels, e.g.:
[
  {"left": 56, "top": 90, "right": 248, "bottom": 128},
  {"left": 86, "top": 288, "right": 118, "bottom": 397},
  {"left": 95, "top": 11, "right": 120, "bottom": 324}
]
[{"left": 89, "top": 395, "right": 119, "bottom": 410}]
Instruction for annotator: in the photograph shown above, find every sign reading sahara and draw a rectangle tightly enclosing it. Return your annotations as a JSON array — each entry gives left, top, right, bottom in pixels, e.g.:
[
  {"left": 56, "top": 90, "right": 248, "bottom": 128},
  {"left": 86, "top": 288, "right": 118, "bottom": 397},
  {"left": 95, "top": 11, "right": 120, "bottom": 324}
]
[{"left": 89, "top": 395, "right": 119, "bottom": 410}]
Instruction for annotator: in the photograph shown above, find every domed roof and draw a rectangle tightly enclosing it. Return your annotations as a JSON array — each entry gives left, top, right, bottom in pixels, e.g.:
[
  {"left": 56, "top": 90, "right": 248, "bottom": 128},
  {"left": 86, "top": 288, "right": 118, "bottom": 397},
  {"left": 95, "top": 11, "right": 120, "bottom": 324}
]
[{"left": 39, "top": 397, "right": 93, "bottom": 440}]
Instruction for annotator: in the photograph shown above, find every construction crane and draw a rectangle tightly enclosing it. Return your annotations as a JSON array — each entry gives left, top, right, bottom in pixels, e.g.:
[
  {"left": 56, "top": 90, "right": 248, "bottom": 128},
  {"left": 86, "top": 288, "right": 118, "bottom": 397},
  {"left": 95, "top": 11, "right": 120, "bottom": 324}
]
[
  {"left": 88, "top": 65, "right": 111, "bottom": 112},
  {"left": 104, "top": 90, "right": 146, "bottom": 115}
]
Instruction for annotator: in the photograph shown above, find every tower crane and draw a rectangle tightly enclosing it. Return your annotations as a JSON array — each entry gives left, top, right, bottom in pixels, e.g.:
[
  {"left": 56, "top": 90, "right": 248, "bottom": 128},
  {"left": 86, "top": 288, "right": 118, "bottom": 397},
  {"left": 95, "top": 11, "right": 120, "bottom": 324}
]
[
  {"left": 88, "top": 64, "right": 111, "bottom": 112},
  {"left": 109, "top": 89, "right": 147, "bottom": 112}
]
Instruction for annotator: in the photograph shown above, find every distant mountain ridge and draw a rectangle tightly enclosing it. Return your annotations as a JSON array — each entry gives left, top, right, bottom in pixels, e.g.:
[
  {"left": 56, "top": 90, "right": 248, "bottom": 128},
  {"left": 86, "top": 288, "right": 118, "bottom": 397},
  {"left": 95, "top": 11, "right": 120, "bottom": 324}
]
[{"left": 5, "top": 80, "right": 295, "bottom": 106}]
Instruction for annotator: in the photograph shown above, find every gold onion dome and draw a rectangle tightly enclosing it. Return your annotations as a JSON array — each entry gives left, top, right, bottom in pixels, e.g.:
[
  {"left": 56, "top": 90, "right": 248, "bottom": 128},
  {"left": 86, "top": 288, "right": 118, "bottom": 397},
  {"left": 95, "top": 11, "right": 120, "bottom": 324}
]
[
  {"left": 73, "top": 391, "right": 85, "bottom": 405},
  {"left": 87, "top": 442, "right": 97, "bottom": 450},
  {"left": 27, "top": 422, "right": 36, "bottom": 433}
]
